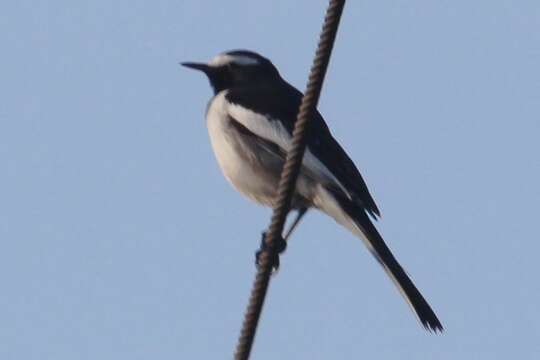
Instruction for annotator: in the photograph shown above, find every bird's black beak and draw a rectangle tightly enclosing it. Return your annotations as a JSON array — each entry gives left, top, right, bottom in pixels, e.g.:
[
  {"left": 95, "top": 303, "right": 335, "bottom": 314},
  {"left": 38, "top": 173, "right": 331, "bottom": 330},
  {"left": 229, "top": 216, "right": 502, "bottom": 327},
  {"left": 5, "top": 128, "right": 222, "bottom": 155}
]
[{"left": 181, "top": 62, "right": 211, "bottom": 74}]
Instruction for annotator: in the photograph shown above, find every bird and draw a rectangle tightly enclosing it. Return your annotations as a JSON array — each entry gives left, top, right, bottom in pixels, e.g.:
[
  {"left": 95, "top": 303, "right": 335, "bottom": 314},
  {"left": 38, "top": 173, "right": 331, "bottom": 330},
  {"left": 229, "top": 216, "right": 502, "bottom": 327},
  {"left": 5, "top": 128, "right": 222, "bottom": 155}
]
[{"left": 182, "top": 49, "right": 443, "bottom": 332}]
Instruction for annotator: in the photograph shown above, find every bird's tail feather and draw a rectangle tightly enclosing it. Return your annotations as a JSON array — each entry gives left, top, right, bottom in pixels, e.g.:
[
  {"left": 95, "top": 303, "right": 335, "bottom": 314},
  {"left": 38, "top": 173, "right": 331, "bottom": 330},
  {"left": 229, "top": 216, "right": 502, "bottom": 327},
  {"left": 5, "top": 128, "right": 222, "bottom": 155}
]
[{"left": 313, "top": 186, "right": 443, "bottom": 332}]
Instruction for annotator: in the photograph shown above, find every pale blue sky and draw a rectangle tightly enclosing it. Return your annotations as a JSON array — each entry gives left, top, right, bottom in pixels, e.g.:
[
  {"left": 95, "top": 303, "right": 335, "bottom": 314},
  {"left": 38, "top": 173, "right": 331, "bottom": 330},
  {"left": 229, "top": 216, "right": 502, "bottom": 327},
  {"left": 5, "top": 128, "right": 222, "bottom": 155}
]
[{"left": 1, "top": 1, "right": 539, "bottom": 359}]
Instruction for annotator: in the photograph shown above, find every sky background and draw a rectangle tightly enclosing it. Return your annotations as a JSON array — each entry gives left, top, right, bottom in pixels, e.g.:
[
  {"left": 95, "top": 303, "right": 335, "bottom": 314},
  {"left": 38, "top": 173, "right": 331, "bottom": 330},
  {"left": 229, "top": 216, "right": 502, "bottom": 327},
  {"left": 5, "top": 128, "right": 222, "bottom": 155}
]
[{"left": 1, "top": 1, "right": 539, "bottom": 359}]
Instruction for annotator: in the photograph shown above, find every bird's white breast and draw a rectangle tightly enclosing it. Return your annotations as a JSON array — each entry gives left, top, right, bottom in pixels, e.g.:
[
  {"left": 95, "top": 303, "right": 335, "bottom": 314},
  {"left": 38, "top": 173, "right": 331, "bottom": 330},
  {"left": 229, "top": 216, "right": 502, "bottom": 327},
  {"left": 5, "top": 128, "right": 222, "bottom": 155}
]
[
  {"left": 205, "top": 91, "right": 276, "bottom": 205},
  {"left": 206, "top": 91, "right": 241, "bottom": 182}
]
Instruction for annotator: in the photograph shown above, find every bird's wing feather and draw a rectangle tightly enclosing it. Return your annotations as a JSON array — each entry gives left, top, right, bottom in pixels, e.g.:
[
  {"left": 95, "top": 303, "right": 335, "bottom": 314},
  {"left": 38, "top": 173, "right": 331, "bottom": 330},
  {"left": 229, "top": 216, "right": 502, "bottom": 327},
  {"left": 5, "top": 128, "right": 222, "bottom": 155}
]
[
  {"left": 226, "top": 96, "right": 347, "bottom": 196},
  {"left": 225, "top": 86, "right": 380, "bottom": 218}
]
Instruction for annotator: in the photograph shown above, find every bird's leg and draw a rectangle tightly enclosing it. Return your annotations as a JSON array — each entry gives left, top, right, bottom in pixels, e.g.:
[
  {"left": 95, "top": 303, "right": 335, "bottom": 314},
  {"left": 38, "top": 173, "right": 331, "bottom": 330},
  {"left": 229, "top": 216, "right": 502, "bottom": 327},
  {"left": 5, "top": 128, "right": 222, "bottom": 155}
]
[
  {"left": 283, "top": 207, "right": 308, "bottom": 241},
  {"left": 255, "top": 208, "right": 308, "bottom": 272}
]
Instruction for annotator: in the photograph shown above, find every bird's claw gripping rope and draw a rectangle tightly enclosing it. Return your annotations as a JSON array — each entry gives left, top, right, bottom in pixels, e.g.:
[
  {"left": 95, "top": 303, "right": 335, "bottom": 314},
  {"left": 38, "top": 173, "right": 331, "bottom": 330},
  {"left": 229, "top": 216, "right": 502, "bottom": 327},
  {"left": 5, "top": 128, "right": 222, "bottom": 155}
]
[{"left": 255, "top": 232, "right": 287, "bottom": 273}]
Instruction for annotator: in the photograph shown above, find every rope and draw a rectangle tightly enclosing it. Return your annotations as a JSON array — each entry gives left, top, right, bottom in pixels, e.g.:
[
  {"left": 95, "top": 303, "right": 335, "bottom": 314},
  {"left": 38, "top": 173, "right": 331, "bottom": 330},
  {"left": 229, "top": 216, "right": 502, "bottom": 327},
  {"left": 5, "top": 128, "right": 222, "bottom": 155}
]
[{"left": 233, "top": 1, "right": 346, "bottom": 359}]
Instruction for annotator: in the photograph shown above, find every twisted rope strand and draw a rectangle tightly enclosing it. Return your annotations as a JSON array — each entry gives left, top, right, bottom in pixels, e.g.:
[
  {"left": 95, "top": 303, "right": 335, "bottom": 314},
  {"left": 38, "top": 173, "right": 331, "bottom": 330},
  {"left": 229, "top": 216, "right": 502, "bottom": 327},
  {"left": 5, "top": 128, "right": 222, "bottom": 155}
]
[{"left": 234, "top": 1, "right": 346, "bottom": 359}]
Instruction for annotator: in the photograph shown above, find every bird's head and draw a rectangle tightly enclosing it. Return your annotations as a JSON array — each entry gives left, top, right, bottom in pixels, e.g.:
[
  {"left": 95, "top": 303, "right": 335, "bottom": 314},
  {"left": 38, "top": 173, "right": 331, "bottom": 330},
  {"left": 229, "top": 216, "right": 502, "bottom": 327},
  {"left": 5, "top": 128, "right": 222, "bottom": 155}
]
[{"left": 182, "top": 50, "right": 281, "bottom": 93}]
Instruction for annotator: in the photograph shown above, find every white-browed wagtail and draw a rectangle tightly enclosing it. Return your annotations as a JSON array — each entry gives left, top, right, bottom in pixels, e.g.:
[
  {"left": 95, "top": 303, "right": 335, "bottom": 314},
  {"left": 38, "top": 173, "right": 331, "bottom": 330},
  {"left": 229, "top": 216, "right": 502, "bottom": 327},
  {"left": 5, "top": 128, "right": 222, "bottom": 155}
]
[{"left": 182, "top": 50, "right": 443, "bottom": 332}]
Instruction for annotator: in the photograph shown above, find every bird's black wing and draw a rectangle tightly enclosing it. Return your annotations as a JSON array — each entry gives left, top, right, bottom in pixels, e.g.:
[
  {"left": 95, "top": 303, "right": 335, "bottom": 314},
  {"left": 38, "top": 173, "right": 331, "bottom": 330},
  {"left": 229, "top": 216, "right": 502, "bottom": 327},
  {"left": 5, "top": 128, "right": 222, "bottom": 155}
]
[{"left": 226, "top": 85, "right": 380, "bottom": 218}]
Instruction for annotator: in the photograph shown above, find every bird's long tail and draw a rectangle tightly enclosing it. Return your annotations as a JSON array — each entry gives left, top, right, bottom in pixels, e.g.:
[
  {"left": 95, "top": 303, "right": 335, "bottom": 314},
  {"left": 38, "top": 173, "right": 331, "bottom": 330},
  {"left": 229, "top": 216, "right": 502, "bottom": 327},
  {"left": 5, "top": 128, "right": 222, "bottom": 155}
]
[{"left": 314, "top": 186, "right": 443, "bottom": 332}]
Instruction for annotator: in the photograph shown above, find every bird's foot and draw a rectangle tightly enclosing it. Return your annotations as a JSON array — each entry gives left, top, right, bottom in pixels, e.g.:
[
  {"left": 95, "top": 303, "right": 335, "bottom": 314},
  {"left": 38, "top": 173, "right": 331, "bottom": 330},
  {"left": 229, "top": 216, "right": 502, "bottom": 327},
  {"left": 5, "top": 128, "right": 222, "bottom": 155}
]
[{"left": 255, "top": 231, "right": 287, "bottom": 273}]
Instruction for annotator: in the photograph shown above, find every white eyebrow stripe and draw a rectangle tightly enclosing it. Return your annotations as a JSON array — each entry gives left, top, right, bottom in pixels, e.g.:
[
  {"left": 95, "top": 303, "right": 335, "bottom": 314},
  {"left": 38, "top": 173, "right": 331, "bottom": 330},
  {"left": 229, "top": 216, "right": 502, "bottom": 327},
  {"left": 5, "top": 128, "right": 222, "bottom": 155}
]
[{"left": 208, "top": 54, "right": 259, "bottom": 67}]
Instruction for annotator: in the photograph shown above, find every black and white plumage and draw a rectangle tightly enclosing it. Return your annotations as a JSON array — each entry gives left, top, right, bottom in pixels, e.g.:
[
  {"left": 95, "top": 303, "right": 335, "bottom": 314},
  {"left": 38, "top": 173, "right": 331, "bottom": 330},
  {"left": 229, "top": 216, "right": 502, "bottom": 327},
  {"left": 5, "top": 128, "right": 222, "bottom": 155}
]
[{"left": 182, "top": 50, "right": 442, "bottom": 332}]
